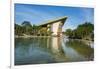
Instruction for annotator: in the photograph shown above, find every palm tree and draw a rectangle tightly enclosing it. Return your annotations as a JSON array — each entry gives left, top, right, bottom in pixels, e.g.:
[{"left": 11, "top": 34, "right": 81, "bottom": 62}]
[
  {"left": 15, "top": 24, "right": 23, "bottom": 35},
  {"left": 32, "top": 24, "right": 38, "bottom": 35}
]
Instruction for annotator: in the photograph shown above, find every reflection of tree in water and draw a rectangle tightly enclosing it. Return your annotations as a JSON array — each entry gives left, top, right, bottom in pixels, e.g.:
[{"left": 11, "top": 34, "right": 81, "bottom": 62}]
[
  {"left": 15, "top": 37, "right": 57, "bottom": 65},
  {"left": 15, "top": 37, "right": 51, "bottom": 51},
  {"left": 15, "top": 38, "right": 35, "bottom": 53},
  {"left": 15, "top": 37, "right": 94, "bottom": 64},
  {"left": 65, "top": 39, "right": 94, "bottom": 60},
  {"left": 15, "top": 38, "right": 40, "bottom": 59}
]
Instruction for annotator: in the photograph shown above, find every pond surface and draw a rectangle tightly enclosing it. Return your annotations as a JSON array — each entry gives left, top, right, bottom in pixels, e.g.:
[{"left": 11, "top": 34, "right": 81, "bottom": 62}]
[{"left": 15, "top": 37, "right": 94, "bottom": 65}]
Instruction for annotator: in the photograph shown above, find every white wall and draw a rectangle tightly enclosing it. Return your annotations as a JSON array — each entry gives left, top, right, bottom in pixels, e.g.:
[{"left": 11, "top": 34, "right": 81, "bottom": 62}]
[{"left": 51, "top": 21, "right": 61, "bottom": 36}]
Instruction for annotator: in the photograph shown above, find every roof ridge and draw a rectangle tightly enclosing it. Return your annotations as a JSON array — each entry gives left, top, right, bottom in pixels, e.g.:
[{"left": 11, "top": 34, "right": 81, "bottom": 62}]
[{"left": 38, "top": 16, "right": 67, "bottom": 26}]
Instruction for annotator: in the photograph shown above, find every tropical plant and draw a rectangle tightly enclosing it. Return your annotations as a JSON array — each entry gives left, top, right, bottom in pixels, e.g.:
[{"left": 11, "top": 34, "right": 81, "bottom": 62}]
[
  {"left": 21, "top": 21, "right": 33, "bottom": 35},
  {"left": 65, "top": 22, "right": 94, "bottom": 40}
]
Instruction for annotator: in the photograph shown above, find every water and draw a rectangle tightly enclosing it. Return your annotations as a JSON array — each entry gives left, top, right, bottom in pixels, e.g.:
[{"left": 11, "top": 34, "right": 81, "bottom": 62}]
[{"left": 15, "top": 37, "right": 94, "bottom": 65}]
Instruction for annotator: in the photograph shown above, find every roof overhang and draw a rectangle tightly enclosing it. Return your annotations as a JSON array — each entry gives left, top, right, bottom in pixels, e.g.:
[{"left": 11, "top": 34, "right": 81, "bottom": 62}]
[{"left": 38, "top": 16, "right": 67, "bottom": 27}]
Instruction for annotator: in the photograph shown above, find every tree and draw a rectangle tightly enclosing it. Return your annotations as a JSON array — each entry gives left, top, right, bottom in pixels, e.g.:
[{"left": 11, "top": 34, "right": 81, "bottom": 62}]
[
  {"left": 15, "top": 24, "right": 23, "bottom": 35},
  {"left": 65, "top": 29, "right": 73, "bottom": 38},
  {"left": 32, "top": 24, "right": 38, "bottom": 35},
  {"left": 65, "top": 22, "right": 94, "bottom": 40},
  {"left": 21, "top": 21, "right": 33, "bottom": 35},
  {"left": 76, "top": 22, "right": 94, "bottom": 39},
  {"left": 21, "top": 21, "right": 32, "bottom": 27},
  {"left": 39, "top": 27, "right": 47, "bottom": 36}
]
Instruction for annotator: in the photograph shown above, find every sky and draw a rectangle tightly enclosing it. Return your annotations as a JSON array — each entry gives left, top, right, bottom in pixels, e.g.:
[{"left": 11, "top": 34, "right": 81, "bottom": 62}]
[{"left": 15, "top": 3, "right": 94, "bottom": 31}]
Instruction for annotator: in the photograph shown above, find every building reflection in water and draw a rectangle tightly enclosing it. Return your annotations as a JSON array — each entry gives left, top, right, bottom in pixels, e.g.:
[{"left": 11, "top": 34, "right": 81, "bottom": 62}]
[
  {"left": 46, "top": 37, "right": 68, "bottom": 62},
  {"left": 15, "top": 37, "right": 94, "bottom": 65},
  {"left": 51, "top": 37, "right": 61, "bottom": 53},
  {"left": 46, "top": 37, "right": 93, "bottom": 62}
]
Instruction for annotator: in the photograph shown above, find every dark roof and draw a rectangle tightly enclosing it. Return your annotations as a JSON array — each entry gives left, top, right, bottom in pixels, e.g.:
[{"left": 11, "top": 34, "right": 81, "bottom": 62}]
[{"left": 38, "top": 16, "right": 67, "bottom": 26}]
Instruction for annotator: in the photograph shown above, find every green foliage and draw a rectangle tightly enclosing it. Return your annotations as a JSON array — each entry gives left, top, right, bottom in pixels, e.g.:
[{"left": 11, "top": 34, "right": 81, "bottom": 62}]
[
  {"left": 15, "top": 21, "right": 33, "bottom": 36},
  {"left": 66, "top": 29, "right": 72, "bottom": 36},
  {"left": 65, "top": 22, "right": 94, "bottom": 40},
  {"left": 15, "top": 24, "right": 23, "bottom": 35},
  {"left": 32, "top": 24, "right": 39, "bottom": 35},
  {"left": 15, "top": 21, "right": 51, "bottom": 36},
  {"left": 21, "top": 21, "right": 33, "bottom": 35},
  {"left": 66, "top": 39, "right": 94, "bottom": 58}
]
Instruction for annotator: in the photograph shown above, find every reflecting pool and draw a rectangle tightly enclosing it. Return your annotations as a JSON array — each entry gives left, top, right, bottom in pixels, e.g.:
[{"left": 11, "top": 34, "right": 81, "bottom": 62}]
[{"left": 15, "top": 37, "right": 94, "bottom": 65}]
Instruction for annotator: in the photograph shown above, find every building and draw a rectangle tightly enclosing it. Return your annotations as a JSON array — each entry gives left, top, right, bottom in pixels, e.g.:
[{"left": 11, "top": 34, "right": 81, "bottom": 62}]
[{"left": 38, "top": 16, "right": 67, "bottom": 36}]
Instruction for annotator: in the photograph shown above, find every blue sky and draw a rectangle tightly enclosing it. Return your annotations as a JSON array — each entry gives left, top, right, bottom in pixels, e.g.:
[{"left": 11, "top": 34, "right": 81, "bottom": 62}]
[{"left": 15, "top": 4, "right": 94, "bottom": 31}]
